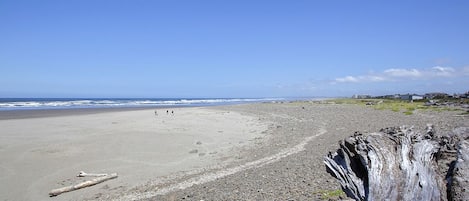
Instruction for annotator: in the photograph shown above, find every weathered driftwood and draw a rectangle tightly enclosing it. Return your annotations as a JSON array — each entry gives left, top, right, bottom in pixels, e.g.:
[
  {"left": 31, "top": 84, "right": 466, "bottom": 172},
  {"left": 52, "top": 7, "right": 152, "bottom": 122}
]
[
  {"left": 324, "top": 125, "right": 469, "bottom": 201},
  {"left": 449, "top": 140, "right": 469, "bottom": 201},
  {"left": 49, "top": 173, "right": 118, "bottom": 197},
  {"left": 77, "top": 171, "right": 108, "bottom": 177}
]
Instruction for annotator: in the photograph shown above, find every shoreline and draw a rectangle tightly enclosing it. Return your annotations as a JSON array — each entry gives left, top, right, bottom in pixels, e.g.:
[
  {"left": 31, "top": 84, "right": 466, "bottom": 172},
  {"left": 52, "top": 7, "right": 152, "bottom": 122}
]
[
  {"left": 0, "top": 105, "right": 211, "bottom": 120},
  {"left": 0, "top": 101, "right": 275, "bottom": 120},
  {"left": 0, "top": 97, "right": 287, "bottom": 120}
]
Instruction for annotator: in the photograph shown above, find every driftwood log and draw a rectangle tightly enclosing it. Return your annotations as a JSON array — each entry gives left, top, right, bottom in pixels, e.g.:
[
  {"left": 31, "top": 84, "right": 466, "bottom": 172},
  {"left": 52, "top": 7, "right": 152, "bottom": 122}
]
[
  {"left": 324, "top": 125, "right": 469, "bottom": 201},
  {"left": 49, "top": 172, "right": 118, "bottom": 197}
]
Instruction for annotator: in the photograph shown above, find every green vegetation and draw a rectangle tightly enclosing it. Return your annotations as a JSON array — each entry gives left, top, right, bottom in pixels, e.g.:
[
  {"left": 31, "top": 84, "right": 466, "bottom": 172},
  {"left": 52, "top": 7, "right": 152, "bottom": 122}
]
[
  {"left": 328, "top": 98, "right": 466, "bottom": 115},
  {"left": 372, "top": 99, "right": 425, "bottom": 115},
  {"left": 327, "top": 98, "right": 370, "bottom": 105},
  {"left": 403, "top": 110, "right": 414, "bottom": 115},
  {"left": 314, "top": 189, "right": 346, "bottom": 200}
]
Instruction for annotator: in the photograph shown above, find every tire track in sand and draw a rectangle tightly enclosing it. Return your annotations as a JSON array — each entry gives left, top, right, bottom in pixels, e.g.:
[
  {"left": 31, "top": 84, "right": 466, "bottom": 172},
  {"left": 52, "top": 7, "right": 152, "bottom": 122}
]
[{"left": 114, "top": 126, "right": 327, "bottom": 201}]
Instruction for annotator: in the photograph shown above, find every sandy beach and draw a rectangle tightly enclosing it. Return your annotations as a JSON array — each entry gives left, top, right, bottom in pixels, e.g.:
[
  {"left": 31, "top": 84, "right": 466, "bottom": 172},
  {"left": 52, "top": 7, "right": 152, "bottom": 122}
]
[
  {"left": 0, "top": 107, "right": 267, "bottom": 201},
  {"left": 1, "top": 102, "right": 467, "bottom": 201}
]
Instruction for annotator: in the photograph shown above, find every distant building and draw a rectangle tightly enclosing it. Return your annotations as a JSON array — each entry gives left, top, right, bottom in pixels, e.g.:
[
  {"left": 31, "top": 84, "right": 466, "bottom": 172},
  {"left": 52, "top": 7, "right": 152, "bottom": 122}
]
[
  {"left": 424, "top": 92, "right": 449, "bottom": 99},
  {"left": 374, "top": 94, "right": 400, "bottom": 99},
  {"left": 401, "top": 94, "right": 424, "bottom": 101},
  {"left": 462, "top": 91, "right": 469, "bottom": 98},
  {"left": 385, "top": 94, "right": 401, "bottom": 99},
  {"left": 352, "top": 94, "right": 372, "bottom": 99}
]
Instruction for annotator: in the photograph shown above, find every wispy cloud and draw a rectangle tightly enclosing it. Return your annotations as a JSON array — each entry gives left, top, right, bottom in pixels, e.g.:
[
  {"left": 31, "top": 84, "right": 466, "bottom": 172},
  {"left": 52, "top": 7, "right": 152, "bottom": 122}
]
[
  {"left": 431, "top": 66, "right": 455, "bottom": 77},
  {"left": 334, "top": 75, "right": 387, "bottom": 83},
  {"left": 334, "top": 66, "right": 463, "bottom": 83},
  {"left": 383, "top": 68, "right": 422, "bottom": 77},
  {"left": 335, "top": 76, "right": 360, "bottom": 83}
]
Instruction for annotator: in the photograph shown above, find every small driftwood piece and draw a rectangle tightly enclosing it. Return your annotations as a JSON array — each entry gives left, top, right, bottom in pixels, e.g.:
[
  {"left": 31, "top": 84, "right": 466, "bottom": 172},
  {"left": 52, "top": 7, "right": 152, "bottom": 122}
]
[
  {"left": 49, "top": 172, "right": 118, "bottom": 197},
  {"left": 324, "top": 125, "right": 469, "bottom": 201},
  {"left": 77, "top": 171, "right": 108, "bottom": 177}
]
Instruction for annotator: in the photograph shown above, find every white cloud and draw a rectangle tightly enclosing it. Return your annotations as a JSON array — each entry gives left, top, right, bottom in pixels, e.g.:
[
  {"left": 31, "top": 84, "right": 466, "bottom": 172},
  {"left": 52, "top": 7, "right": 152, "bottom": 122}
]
[
  {"left": 383, "top": 68, "right": 422, "bottom": 77},
  {"left": 431, "top": 66, "right": 455, "bottom": 77},
  {"left": 334, "top": 75, "right": 388, "bottom": 83},
  {"left": 335, "top": 76, "right": 360, "bottom": 83},
  {"left": 333, "top": 66, "right": 468, "bottom": 83},
  {"left": 368, "top": 75, "right": 387, "bottom": 82}
]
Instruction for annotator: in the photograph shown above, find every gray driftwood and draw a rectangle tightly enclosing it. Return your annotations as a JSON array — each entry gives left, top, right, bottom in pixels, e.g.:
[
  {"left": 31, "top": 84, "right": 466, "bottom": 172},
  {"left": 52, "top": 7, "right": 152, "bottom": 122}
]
[
  {"left": 49, "top": 172, "right": 118, "bottom": 197},
  {"left": 324, "top": 125, "right": 469, "bottom": 201},
  {"left": 449, "top": 139, "right": 469, "bottom": 200},
  {"left": 77, "top": 171, "right": 108, "bottom": 177}
]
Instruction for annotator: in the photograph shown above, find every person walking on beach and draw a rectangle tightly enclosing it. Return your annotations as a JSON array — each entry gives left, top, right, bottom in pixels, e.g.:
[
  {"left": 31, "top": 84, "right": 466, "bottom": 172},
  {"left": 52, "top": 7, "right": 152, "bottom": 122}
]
[
  {"left": 154, "top": 110, "right": 158, "bottom": 116},
  {"left": 171, "top": 110, "right": 174, "bottom": 115},
  {"left": 166, "top": 110, "right": 169, "bottom": 115}
]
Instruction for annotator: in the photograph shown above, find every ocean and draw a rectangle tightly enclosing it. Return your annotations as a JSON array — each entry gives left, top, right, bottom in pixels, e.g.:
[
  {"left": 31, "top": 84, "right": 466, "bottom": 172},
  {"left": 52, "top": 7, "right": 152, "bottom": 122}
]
[{"left": 0, "top": 98, "right": 283, "bottom": 111}]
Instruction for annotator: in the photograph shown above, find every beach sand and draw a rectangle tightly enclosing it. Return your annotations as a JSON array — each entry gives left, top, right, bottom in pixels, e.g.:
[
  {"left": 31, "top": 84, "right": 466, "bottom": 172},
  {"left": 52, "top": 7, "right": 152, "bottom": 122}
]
[
  {"left": 1, "top": 102, "right": 467, "bottom": 201},
  {"left": 0, "top": 107, "right": 267, "bottom": 201}
]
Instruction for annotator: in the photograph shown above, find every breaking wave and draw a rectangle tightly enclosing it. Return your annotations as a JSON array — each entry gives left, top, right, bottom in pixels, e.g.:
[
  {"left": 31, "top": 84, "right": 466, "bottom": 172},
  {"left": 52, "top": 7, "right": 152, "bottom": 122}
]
[{"left": 0, "top": 98, "right": 283, "bottom": 110}]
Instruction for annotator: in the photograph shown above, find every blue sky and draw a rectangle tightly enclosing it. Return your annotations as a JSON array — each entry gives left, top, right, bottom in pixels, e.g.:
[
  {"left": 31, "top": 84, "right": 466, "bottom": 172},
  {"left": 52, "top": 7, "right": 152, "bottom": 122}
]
[{"left": 1, "top": 1, "right": 468, "bottom": 98}]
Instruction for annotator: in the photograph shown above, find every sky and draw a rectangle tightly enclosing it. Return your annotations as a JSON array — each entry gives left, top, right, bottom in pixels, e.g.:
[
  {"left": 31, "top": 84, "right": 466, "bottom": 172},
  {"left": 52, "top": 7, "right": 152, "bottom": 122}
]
[{"left": 1, "top": 1, "right": 468, "bottom": 98}]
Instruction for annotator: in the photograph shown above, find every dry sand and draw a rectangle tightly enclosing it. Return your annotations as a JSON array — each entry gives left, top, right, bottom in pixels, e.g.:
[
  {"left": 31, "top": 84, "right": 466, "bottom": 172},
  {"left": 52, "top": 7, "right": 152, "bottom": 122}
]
[
  {"left": 0, "top": 107, "right": 267, "bottom": 201},
  {"left": 1, "top": 102, "right": 467, "bottom": 201}
]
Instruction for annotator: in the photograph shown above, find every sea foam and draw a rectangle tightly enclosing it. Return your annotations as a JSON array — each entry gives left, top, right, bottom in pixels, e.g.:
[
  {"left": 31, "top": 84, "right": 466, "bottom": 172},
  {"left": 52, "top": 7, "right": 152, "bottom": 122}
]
[{"left": 0, "top": 98, "right": 282, "bottom": 110}]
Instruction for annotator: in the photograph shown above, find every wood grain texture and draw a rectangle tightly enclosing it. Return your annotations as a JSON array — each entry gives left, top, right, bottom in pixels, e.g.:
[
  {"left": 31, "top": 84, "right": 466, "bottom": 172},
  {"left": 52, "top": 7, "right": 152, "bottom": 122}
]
[{"left": 324, "top": 125, "right": 469, "bottom": 201}]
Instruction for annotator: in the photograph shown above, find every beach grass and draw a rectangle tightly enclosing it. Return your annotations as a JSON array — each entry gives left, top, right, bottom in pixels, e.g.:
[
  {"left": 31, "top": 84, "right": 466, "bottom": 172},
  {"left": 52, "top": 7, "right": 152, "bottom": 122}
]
[
  {"left": 373, "top": 100, "right": 423, "bottom": 115},
  {"left": 314, "top": 189, "right": 346, "bottom": 200},
  {"left": 327, "top": 98, "right": 464, "bottom": 115}
]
